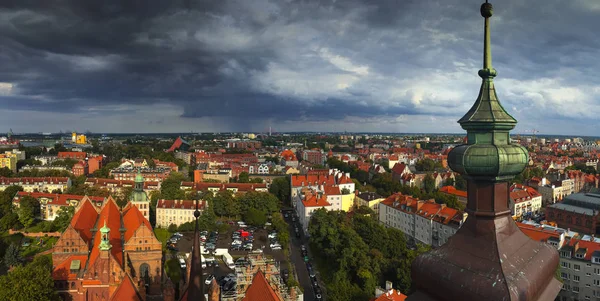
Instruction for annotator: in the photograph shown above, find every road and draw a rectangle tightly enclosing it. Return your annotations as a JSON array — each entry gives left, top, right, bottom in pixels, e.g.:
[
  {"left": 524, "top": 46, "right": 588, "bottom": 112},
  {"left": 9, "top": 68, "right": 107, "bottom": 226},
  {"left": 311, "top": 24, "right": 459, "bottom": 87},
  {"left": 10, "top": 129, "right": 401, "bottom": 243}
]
[{"left": 283, "top": 209, "right": 319, "bottom": 301}]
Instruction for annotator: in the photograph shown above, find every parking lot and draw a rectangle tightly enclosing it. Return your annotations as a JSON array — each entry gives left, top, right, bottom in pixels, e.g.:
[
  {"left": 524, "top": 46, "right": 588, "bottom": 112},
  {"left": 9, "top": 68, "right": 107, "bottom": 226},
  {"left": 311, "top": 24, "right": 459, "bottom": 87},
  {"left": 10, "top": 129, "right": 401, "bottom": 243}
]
[{"left": 166, "top": 222, "right": 290, "bottom": 295}]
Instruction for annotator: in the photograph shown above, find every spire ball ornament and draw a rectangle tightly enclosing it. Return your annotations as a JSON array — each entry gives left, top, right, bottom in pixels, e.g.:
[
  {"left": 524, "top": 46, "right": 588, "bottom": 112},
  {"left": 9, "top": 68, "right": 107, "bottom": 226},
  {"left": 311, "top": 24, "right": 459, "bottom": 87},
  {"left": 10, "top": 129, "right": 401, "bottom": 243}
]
[{"left": 481, "top": 2, "right": 493, "bottom": 18}]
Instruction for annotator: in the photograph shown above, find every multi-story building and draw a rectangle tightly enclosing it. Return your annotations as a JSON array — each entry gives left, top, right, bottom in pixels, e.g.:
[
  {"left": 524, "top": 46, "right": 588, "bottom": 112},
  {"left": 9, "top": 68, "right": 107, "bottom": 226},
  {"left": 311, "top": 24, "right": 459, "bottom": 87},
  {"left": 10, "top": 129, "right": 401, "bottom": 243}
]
[
  {"left": 33, "top": 155, "right": 59, "bottom": 165},
  {"left": 87, "top": 155, "right": 104, "bottom": 174},
  {"left": 57, "top": 151, "right": 86, "bottom": 160},
  {"left": 156, "top": 199, "right": 206, "bottom": 228},
  {"left": 180, "top": 182, "right": 268, "bottom": 195},
  {"left": 302, "top": 150, "right": 326, "bottom": 165},
  {"left": 0, "top": 177, "right": 71, "bottom": 192},
  {"left": 378, "top": 193, "right": 466, "bottom": 247},
  {"left": 439, "top": 186, "right": 468, "bottom": 206},
  {"left": 537, "top": 177, "right": 570, "bottom": 206},
  {"left": 72, "top": 161, "right": 88, "bottom": 176},
  {"left": 290, "top": 169, "right": 355, "bottom": 200},
  {"left": 12, "top": 192, "right": 105, "bottom": 221},
  {"left": 84, "top": 178, "right": 160, "bottom": 195},
  {"left": 175, "top": 151, "right": 195, "bottom": 165},
  {"left": 509, "top": 184, "right": 542, "bottom": 219},
  {"left": 110, "top": 167, "right": 171, "bottom": 182},
  {"left": 0, "top": 153, "right": 17, "bottom": 172},
  {"left": 355, "top": 192, "right": 385, "bottom": 215},
  {"left": 20, "top": 165, "right": 69, "bottom": 172},
  {"left": 51, "top": 197, "right": 163, "bottom": 299},
  {"left": 297, "top": 191, "right": 332, "bottom": 233},
  {"left": 280, "top": 149, "right": 299, "bottom": 168},
  {"left": 226, "top": 139, "right": 262, "bottom": 150},
  {"left": 546, "top": 192, "right": 600, "bottom": 235},
  {"left": 5, "top": 149, "right": 25, "bottom": 161}
]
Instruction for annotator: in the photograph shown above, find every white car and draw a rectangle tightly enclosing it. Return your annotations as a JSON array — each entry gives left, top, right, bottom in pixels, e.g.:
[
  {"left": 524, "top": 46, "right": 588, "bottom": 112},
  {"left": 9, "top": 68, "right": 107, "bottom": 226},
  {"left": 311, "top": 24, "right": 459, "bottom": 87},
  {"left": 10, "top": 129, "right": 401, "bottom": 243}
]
[
  {"left": 205, "top": 274, "right": 215, "bottom": 285},
  {"left": 179, "top": 258, "right": 187, "bottom": 269},
  {"left": 271, "top": 245, "right": 282, "bottom": 250},
  {"left": 270, "top": 243, "right": 281, "bottom": 249},
  {"left": 268, "top": 233, "right": 277, "bottom": 239}
]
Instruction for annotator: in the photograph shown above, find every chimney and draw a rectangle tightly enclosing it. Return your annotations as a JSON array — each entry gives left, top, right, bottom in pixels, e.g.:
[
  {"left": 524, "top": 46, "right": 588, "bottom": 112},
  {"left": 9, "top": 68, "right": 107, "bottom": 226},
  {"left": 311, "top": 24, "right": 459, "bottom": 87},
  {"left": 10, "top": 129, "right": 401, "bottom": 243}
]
[{"left": 386, "top": 281, "right": 393, "bottom": 291}]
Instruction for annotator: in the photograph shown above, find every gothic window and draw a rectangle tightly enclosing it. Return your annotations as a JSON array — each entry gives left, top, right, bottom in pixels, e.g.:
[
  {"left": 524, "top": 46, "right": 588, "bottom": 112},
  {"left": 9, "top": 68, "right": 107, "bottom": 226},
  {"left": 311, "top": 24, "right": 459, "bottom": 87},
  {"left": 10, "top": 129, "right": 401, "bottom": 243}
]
[
  {"left": 71, "top": 282, "right": 75, "bottom": 289},
  {"left": 140, "top": 263, "right": 150, "bottom": 284}
]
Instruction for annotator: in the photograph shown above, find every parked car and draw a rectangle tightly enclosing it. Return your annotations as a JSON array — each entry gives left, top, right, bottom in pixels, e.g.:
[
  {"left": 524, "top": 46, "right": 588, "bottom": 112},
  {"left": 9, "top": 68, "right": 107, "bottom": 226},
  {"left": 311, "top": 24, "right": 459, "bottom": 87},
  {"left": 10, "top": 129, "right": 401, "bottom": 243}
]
[
  {"left": 270, "top": 243, "right": 281, "bottom": 248},
  {"left": 282, "top": 270, "right": 289, "bottom": 282},
  {"left": 272, "top": 245, "right": 282, "bottom": 250},
  {"left": 174, "top": 232, "right": 183, "bottom": 237},
  {"left": 179, "top": 258, "right": 187, "bottom": 269},
  {"left": 205, "top": 274, "right": 215, "bottom": 285},
  {"left": 268, "top": 232, "right": 277, "bottom": 239}
]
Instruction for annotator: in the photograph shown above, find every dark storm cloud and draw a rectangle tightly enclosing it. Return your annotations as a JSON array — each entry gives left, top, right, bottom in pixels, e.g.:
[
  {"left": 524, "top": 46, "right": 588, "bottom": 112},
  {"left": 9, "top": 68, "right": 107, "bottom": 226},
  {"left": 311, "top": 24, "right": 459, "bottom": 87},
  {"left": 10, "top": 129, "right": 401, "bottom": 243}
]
[{"left": 0, "top": 0, "right": 600, "bottom": 133}]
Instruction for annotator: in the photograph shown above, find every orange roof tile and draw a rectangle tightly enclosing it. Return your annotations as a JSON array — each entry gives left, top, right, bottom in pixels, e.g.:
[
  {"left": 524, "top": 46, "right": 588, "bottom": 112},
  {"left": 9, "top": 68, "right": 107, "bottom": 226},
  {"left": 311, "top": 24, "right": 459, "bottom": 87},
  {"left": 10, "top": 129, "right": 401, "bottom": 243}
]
[
  {"left": 302, "top": 194, "right": 331, "bottom": 208},
  {"left": 242, "top": 270, "right": 282, "bottom": 301},
  {"left": 517, "top": 222, "right": 562, "bottom": 243},
  {"left": 70, "top": 198, "right": 99, "bottom": 243},
  {"left": 87, "top": 198, "right": 123, "bottom": 267},
  {"left": 323, "top": 185, "right": 341, "bottom": 196},
  {"left": 14, "top": 191, "right": 105, "bottom": 207},
  {"left": 372, "top": 289, "right": 407, "bottom": 301},
  {"left": 52, "top": 255, "right": 88, "bottom": 281},
  {"left": 110, "top": 274, "right": 141, "bottom": 301},
  {"left": 122, "top": 204, "right": 153, "bottom": 242},
  {"left": 439, "top": 186, "right": 467, "bottom": 198}
]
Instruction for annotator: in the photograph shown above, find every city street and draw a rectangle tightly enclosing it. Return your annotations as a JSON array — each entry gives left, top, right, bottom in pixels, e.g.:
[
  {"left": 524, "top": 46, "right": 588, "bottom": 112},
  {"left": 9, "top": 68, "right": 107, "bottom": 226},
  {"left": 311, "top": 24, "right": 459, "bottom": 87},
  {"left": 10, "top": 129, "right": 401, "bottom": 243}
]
[{"left": 283, "top": 209, "right": 321, "bottom": 301}]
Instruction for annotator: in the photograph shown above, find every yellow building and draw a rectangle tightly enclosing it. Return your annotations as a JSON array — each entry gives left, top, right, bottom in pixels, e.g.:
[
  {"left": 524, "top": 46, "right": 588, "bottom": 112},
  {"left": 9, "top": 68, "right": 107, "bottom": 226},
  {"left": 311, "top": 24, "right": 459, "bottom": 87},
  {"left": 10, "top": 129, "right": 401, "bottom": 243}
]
[
  {"left": 341, "top": 192, "right": 356, "bottom": 212},
  {"left": 0, "top": 153, "right": 17, "bottom": 172},
  {"left": 71, "top": 132, "right": 87, "bottom": 144},
  {"left": 355, "top": 192, "right": 385, "bottom": 215}
]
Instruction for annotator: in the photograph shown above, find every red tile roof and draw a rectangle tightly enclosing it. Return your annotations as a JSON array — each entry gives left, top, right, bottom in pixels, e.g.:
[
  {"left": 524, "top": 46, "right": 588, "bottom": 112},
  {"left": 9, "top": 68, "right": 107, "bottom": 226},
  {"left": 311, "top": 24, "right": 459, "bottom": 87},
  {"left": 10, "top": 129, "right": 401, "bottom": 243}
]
[
  {"left": 0, "top": 177, "right": 70, "bottom": 185},
  {"left": 302, "top": 194, "right": 331, "bottom": 207},
  {"left": 323, "top": 185, "right": 341, "bottom": 196},
  {"left": 52, "top": 255, "right": 88, "bottom": 281},
  {"left": 70, "top": 198, "right": 99, "bottom": 243},
  {"left": 439, "top": 186, "right": 467, "bottom": 198},
  {"left": 517, "top": 223, "right": 562, "bottom": 243},
  {"left": 242, "top": 270, "right": 282, "bottom": 301},
  {"left": 372, "top": 289, "right": 407, "bottom": 301},
  {"left": 109, "top": 274, "right": 141, "bottom": 301},
  {"left": 87, "top": 198, "right": 123, "bottom": 267},
  {"left": 391, "top": 163, "right": 407, "bottom": 175},
  {"left": 122, "top": 204, "right": 153, "bottom": 242}
]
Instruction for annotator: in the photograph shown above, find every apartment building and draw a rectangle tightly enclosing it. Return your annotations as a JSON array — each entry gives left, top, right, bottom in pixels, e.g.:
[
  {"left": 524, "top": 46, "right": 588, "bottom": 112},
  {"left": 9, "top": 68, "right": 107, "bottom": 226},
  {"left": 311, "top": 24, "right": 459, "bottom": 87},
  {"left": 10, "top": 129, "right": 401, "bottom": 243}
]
[
  {"left": 5, "top": 149, "right": 25, "bottom": 161},
  {"left": 0, "top": 177, "right": 71, "bottom": 192},
  {"left": 156, "top": 199, "right": 206, "bottom": 228},
  {"left": 297, "top": 191, "right": 332, "bottom": 233},
  {"left": 378, "top": 193, "right": 466, "bottom": 247},
  {"left": 355, "top": 192, "right": 385, "bottom": 215},
  {"left": 0, "top": 153, "right": 17, "bottom": 172},
  {"left": 509, "top": 184, "right": 543, "bottom": 219}
]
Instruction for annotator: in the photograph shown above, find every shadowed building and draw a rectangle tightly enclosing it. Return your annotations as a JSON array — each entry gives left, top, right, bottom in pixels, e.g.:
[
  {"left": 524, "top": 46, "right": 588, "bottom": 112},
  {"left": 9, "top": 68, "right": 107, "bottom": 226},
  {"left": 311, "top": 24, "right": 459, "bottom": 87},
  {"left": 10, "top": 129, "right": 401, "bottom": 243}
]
[{"left": 407, "top": 1, "right": 561, "bottom": 300}]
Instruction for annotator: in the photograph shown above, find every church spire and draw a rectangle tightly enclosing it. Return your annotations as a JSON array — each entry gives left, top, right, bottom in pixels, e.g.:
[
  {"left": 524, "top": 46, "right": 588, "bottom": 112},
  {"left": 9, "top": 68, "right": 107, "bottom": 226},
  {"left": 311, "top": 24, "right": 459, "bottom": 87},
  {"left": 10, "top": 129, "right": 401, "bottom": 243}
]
[
  {"left": 184, "top": 199, "right": 205, "bottom": 301},
  {"left": 408, "top": 2, "right": 561, "bottom": 300},
  {"left": 99, "top": 220, "right": 112, "bottom": 251}
]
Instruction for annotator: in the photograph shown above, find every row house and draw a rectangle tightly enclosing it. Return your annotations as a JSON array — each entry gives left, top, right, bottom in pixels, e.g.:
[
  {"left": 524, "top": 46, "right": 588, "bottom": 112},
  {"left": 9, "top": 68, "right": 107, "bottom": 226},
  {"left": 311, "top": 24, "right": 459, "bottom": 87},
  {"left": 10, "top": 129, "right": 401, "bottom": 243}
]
[
  {"left": 87, "top": 155, "right": 104, "bottom": 174},
  {"left": 12, "top": 192, "right": 106, "bottom": 221},
  {"left": 84, "top": 178, "right": 160, "bottom": 195},
  {"left": 534, "top": 178, "right": 571, "bottom": 206},
  {"left": 180, "top": 182, "right": 268, "bottom": 195},
  {"left": 509, "top": 184, "right": 543, "bottom": 219},
  {"left": 439, "top": 186, "right": 468, "bottom": 206},
  {"left": 0, "top": 177, "right": 71, "bottom": 192},
  {"left": 110, "top": 167, "right": 172, "bottom": 182},
  {"left": 153, "top": 159, "right": 179, "bottom": 172},
  {"left": 391, "top": 163, "right": 412, "bottom": 182},
  {"left": 378, "top": 193, "right": 467, "bottom": 247},
  {"left": 57, "top": 151, "right": 86, "bottom": 160},
  {"left": 156, "top": 199, "right": 207, "bottom": 228}
]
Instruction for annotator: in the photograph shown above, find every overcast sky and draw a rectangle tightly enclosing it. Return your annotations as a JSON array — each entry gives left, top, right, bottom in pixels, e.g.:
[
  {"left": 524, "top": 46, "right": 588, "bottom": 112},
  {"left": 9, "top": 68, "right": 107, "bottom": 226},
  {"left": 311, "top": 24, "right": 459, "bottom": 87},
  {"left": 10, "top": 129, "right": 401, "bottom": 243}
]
[{"left": 1, "top": 0, "right": 599, "bottom": 135}]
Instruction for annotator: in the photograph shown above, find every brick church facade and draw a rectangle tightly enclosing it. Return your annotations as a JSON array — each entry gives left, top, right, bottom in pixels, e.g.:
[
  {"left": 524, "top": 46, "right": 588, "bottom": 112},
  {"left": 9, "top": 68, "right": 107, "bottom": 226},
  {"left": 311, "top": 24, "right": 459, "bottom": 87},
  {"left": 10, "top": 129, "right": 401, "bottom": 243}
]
[{"left": 52, "top": 196, "right": 162, "bottom": 300}]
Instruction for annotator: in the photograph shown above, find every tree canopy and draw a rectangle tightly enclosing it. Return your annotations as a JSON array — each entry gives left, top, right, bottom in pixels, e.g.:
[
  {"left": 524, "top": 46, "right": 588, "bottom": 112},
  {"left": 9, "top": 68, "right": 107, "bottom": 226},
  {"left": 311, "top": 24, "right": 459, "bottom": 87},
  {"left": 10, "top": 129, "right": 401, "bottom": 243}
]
[{"left": 0, "top": 254, "right": 59, "bottom": 301}]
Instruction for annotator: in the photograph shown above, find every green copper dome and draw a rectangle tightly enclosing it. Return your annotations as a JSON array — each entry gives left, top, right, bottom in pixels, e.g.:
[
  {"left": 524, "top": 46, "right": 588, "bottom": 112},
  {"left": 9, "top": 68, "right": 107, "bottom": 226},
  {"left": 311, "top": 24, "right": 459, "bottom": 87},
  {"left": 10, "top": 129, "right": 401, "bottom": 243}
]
[
  {"left": 447, "top": 0, "right": 528, "bottom": 181},
  {"left": 135, "top": 172, "right": 144, "bottom": 183},
  {"left": 99, "top": 220, "right": 112, "bottom": 250}
]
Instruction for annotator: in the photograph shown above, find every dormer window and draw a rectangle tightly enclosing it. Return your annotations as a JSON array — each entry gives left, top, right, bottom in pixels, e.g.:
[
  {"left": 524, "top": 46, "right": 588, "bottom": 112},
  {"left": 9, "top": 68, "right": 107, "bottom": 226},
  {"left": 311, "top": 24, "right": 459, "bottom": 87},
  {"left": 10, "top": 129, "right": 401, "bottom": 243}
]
[{"left": 593, "top": 257, "right": 600, "bottom": 264}]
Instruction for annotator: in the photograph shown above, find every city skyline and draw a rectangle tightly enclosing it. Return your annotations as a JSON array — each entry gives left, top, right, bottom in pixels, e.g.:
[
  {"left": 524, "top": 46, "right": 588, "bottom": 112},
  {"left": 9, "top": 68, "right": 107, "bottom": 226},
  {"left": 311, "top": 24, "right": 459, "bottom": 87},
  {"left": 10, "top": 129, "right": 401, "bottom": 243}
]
[{"left": 1, "top": 0, "right": 599, "bottom": 134}]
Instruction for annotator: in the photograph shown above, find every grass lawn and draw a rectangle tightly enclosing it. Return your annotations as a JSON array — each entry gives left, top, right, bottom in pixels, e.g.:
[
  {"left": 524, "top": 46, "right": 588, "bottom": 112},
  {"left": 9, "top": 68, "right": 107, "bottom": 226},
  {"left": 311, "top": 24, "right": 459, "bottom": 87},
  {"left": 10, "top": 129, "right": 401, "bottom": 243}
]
[
  {"left": 165, "top": 258, "right": 181, "bottom": 283},
  {"left": 20, "top": 236, "right": 58, "bottom": 258}
]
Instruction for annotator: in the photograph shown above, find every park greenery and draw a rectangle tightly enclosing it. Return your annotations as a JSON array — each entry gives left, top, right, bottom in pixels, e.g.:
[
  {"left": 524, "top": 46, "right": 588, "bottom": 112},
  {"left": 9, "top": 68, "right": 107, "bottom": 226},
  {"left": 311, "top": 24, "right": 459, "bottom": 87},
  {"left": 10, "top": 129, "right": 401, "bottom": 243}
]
[
  {"left": 0, "top": 255, "right": 59, "bottom": 301},
  {"left": 308, "top": 209, "right": 430, "bottom": 300}
]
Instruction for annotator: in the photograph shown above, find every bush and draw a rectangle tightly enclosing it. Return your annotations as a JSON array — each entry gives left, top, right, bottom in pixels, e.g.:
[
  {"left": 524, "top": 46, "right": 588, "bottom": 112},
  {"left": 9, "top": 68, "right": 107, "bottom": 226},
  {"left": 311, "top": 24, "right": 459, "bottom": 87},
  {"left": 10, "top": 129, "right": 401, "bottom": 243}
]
[{"left": 168, "top": 224, "right": 178, "bottom": 233}]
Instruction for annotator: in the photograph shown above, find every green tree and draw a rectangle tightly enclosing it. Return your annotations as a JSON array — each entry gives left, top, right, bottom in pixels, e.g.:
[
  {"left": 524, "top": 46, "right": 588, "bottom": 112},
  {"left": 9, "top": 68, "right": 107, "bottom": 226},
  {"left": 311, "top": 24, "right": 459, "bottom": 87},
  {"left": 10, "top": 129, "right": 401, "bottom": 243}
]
[
  {"left": 237, "top": 172, "right": 250, "bottom": 183},
  {"left": 18, "top": 196, "right": 39, "bottom": 228},
  {"left": 244, "top": 208, "right": 267, "bottom": 226},
  {"left": 0, "top": 212, "right": 21, "bottom": 231},
  {"left": 269, "top": 177, "right": 291, "bottom": 206},
  {"left": 0, "top": 167, "right": 14, "bottom": 177},
  {"left": 454, "top": 174, "right": 467, "bottom": 190},
  {"left": 52, "top": 206, "right": 75, "bottom": 232},
  {"left": 0, "top": 255, "right": 59, "bottom": 301},
  {"left": 423, "top": 174, "right": 436, "bottom": 194},
  {"left": 212, "top": 190, "right": 239, "bottom": 218},
  {"left": 3, "top": 243, "right": 22, "bottom": 268},
  {"left": 415, "top": 159, "right": 441, "bottom": 172},
  {"left": 160, "top": 173, "right": 186, "bottom": 200},
  {"left": 237, "top": 191, "right": 279, "bottom": 215},
  {"left": 168, "top": 224, "right": 178, "bottom": 232}
]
